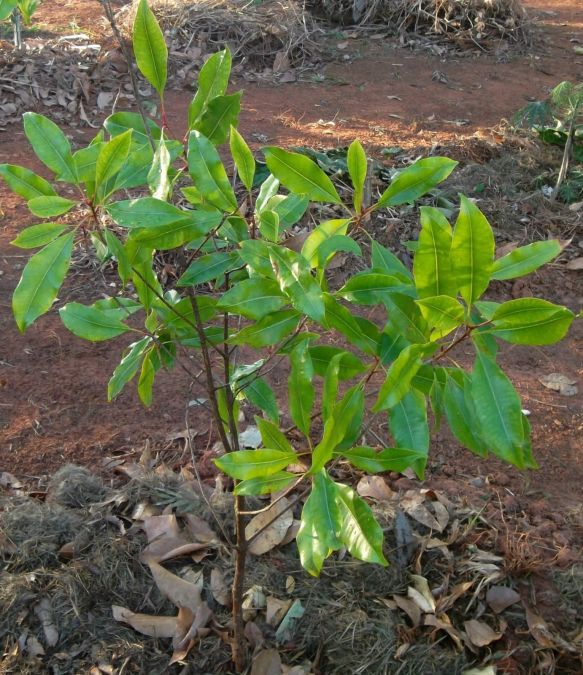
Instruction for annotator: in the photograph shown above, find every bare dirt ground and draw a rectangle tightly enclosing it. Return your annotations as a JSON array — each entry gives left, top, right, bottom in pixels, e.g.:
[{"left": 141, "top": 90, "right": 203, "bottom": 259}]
[{"left": 0, "top": 1, "right": 582, "bottom": 673}]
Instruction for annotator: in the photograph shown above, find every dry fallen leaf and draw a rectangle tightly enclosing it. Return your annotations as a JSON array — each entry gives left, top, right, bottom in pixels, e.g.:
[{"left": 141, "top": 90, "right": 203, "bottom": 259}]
[
  {"left": 251, "top": 649, "right": 283, "bottom": 675},
  {"left": 356, "top": 475, "right": 393, "bottom": 501},
  {"left": 424, "top": 613, "right": 463, "bottom": 650},
  {"left": 496, "top": 241, "right": 518, "bottom": 258},
  {"left": 436, "top": 581, "right": 474, "bottom": 614},
  {"left": 393, "top": 594, "right": 421, "bottom": 627},
  {"left": 210, "top": 568, "right": 231, "bottom": 607},
  {"left": 245, "top": 620, "right": 265, "bottom": 649},
  {"left": 280, "top": 519, "right": 300, "bottom": 546},
  {"left": 242, "top": 585, "right": 267, "bottom": 621},
  {"left": 34, "top": 599, "right": 59, "bottom": 647},
  {"left": 485, "top": 586, "right": 520, "bottom": 614},
  {"left": 170, "top": 604, "right": 213, "bottom": 662},
  {"left": 539, "top": 373, "right": 578, "bottom": 396},
  {"left": 148, "top": 561, "right": 202, "bottom": 612},
  {"left": 463, "top": 619, "right": 503, "bottom": 648},
  {"left": 112, "top": 605, "right": 178, "bottom": 638},
  {"left": 275, "top": 599, "right": 305, "bottom": 644},
  {"left": 407, "top": 575, "right": 436, "bottom": 614},
  {"left": 266, "top": 597, "right": 292, "bottom": 628},
  {"left": 565, "top": 257, "right": 583, "bottom": 270},
  {"left": 246, "top": 498, "right": 293, "bottom": 555},
  {"left": 184, "top": 513, "right": 218, "bottom": 545}
]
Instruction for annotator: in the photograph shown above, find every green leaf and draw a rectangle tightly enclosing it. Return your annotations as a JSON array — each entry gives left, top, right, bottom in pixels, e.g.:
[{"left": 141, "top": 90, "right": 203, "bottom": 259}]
[
  {"left": 230, "top": 126, "right": 255, "bottom": 191},
  {"left": 12, "top": 232, "right": 75, "bottom": 332},
  {"left": 177, "top": 251, "right": 240, "bottom": 286},
  {"left": 91, "top": 296, "right": 142, "bottom": 316},
  {"left": 297, "top": 470, "right": 342, "bottom": 576},
  {"left": 488, "top": 298, "right": 574, "bottom": 345},
  {"left": 243, "top": 378, "right": 279, "bottom": 423},
  {"left": 197, "top": 92, "right": 241, "bottom": 146},
  {"left": 491, "top": 240, "right": 563, "bottom": 280},
  {"left": 264, "top": 147, "right": 342, "bottom": 204},
  {"left": 311, "top": 386, "right": 364, "bottom": 474},
  {"left": 73, "top": 143, "right": 102, "bottom": 185},
  {"left": 215, "top": 449, "right": 296, "bottom": 480},
  {"left": 450, "top": 195, "right": 494, "bottom": 307},
  {"left": 11, "top": 222, "right": 69, "bottom": 249},
  {"left": 133, "top": 0, "right": 168, "bottom": 97},
  {"left": 301, "top": 219, "right": 351, "bottom": 268},
  {"left": 323, "top": 294, "right": 377, "bottom": 355},
  {"left": 443, "top": 375, "right": 488, "bottom": 458},
  {"left": 131, "top": 209, "right": 222, "bottom": 250},
  {"left": 335, "top": 483, "right": 387, "bottom": 566},
  {"left": 234, "top": 472, "right": 296, "bottom": 496},
  {"left": 0, "top": 164, "right": 56, "bottom": 200},
  {"left": 322, "top": 353, "right": 342, "bottom": 420},
  {"left": 308, "top": 346, "right": 366, "bottom": 380},
  {"left": 371, "top": 240, "right": 412, "bottom": 280},
  {"left": 255, "top": 174, "right": 280, "bottom": 213},
  {"left": 373, "top": 343, "right": 429, "bottom": 412},
  {"left": 107, "top": 197, "right": 192, "bottom": 229},
  {"left": 187, "top": 131, "right": 238, "bottom": 211},
  {"left": 268, "top": 245, "right": 325, "bottom": 322},
  {"left": 415, "top": 295, "right": 465, "bottom": 340},
  {"left": 314, "top": 235, "right": 362, "bottom": 270},
  {"left": 256, "top": 417, "right": 294, "bottom": 455},
  {"left": 413, "top": 206, "right": 455, "bottom": 298},
  {"left": 147, "top": 135, "right": 171, "bottom": 201},
  {"left": 188, "top": 49, "right": 232, "bottom": 127},
  {"left": 338, "top": 272, "right": 411, "bottom": 305},
  {"left": 258, "top": 210, "right": 279, "bottom": 242},
  {"left": 27, "top": 196, "right": 76, "bottom": 218},
  {"left": 383, "top": 293, "right": 429, "bottom": 344},
  {"left": 218, "top": 278, "right": 287, "bottom": 320},
  {"left": 230, "top": 309, "right": 300, "bottom": 348},
  {"left": 23, "top": 113, "right": 77, "bottom": 183},
  {"left": 104, "top": 230, "right": 131, "bottom": 284},
  {"left": 239, "top": 239, "right": 274, "bottom": 278},
  {"left": 288, "top": 342, "right": 314, "bottom": 436},
  {"left": 104, "top": 111, "right": 161, "bottom": 148},
  {"left": 270, "top": 194, "right": 309, "bottom": 231},
  {"left": 347, "top": 139, "right": 367, "bottom": 212},
  {"left": 375, "top": 157, "right": 457, "bottom": 209},
  {"left": 59, "top": 302, "right": 130, "bottom": 341},
  {"left": 340, "top": 446, "right": 427, "bottom": 480},
  {"left": 138, "top": 350, "right": 156, "bottom": 406},
  {"left": 108, "top": 337, "right": 152, "bottom": 400},
  {"left": 96, "top": 129, "right": 132, "bottom": 188},
  {"left": 470, "top": 351, "right": 525, "bottom": 467},
  {"left": 0, "top": 0, "right": 18, "bottom": 21},
  {"left": 132, "top": 256, "right": 162, "bottom": 311},
  {"left": 389, "top": 389, "right": 429, "bottom": 456}
]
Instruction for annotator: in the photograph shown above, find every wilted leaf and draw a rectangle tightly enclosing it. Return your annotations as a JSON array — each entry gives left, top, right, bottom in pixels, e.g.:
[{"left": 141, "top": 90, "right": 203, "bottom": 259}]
[
  {"left": 251, "top": 649, "right": 283, "bottom": 675},
  {"left": 356, "top": 475, "right": 394, "bottom": 501},
  {"left": 210, "top": 568, "right": 231, "bottom": 607},
  {"left": 246, "top": 498, "right": 294, "bottom": 555},
  {"left": 149, "top": 561, "right": 202, "bottom": 612},
  {"left": 486, "top": 586, "right": 520, "bottom": 614},
  {"left": 463, "top": 619, "right": 503, "bottom": 648}
]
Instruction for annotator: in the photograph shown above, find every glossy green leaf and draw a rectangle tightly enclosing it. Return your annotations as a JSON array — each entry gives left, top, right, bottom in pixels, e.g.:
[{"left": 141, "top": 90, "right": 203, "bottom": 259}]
[
  {"left": 288, "top": 342, "right": 315, "bottom": 436},
  {"left": 415, "top": 295, "right": 465, "bottom": 340},
  {"left": 218, "top": 278, "right": 287, "bottom": 319},
  {"left": 73, "top": 143, "right": 101, "bottom": 184},
  {"left": 389, "top": 389, "right": 429, "bottom": 456},
  {"left": 108, "top": 337, "right": 152, "bottom": 400},
  {"left": 27, "top": 196, "right": 76, "bottom": 218},
  {"left": 230, "top": 126, "right": 255, "bottom": 191},
  {"left": 239, "top": 239, "right": 274, "bottom": 278},
  {"left": 12, "top": 232, "right": 74, "bottom": 332},
  {"left": 323, "top": 294, "right": 377, "bottom": 355},
  {"left": 297, "top": 470, "right": 342, "bottom": 576},
  {"left": 270, "top": 193, "right": 309, "bottom": 231},
  {"left": 488, "top": 298, "right": 574, "bottom": 345},
  {"left": 301, "top": 219, "right": 350, "bottom": 267},
  {"left": 308, "top": 346, "right": 366, "bottom": 380},
  {"left": 234, "top": 472, "right": 296, "bottom": 496},
  {"left": 256, "top": 417, "right": 294, "bottom": 455},
  {"left": 23, "top": 113, "right": 77, "bottom": 183},
  {"left": 131, "top": 209, "right": 222, "bottom": 250},
  {"left": 322, "top": 353, "right": 342, "bottom": 420},
  {"left": 373, "top": 343, "right": 429, "bottom": 412},
  {"left": 258, "top": 210, "right": 279, "bottom": 242},
  {"left": 371, "top": 241, "right": 412, "bottom": 280},
  {"left": 383, "top": 293, "right": 429, "bottom": 344},
  {"left": 450, "top": 195, "right": 494, "bottom": 306},
  {"left": 443, "top": 375, "right": 488, "bottom": 458},
  {"left": 11, "top": 222, "right": 69, "bottom": 249},
  {"left": 314, "top": 235, "right": 362, "bottom": 270},
  {"left": 197, "top": 92, "right": 241, "bottom": 145},
  {"left": 188, "top": 49, "right": 232, "bottom": 127},
  {"left": 491, "top": 240, "right": 562, "bottom": 281},
  {"left": 177, "top": 251, "right": 240, "bottom": 286},
  {"left": 243, "top": 378, "right": 279, "bottom": 423},
  {"left": 96, "top": 129, "right": 132, "bottom": 188},
  {"left": 107, "top": 197, "right": 192, "bottom": 229},
  {"left": 230, "top": 309, "right": 300, "bottom": 347},
  {"left": 335, "top": 483, "right": 387, "bottom": 566},
  {"left": 187, "top": 131, "right": 238, "bottom": 211},
  {"left": 214, "top": 449, "right": 296, "bottom": 480},
  {"left": 375, "top": 157, "right": 457, "bottom": 209},
  {"left": 91, "top": 296, "right": 142, "bottom": 317},
  {"left": 59, "top": 302, "right": 130, "bottom": 341},
  {"left": 104, "top": 230, "right": 131, "bottom": 284},
  {"left": 137, "top": 350, "right": 156, "bottom": 406},
  {"left": 104, "top": 112, "right": 160, "bottom": 148},
  {"left": 133, "top": 0, "right": 168, "bottom": 97},
  {"left": 132, "top": 256, "right": 162, "bottom": 311},
  {"left": 264, "top": 147, "right": 342, "bottom": 204},
  {"left": 256, "top": 174, "right": 280, "bottom": 213},
  {"left": 347, "top": 139, "right": 367, "bottom": 212},
  {"left": 470, "top": 351, "right": 525, "bottom": 467},
  {"left": 413, "top": 206, "right": 455, "bottom": 298},
  {"left": 0, "top": 164, "right": 56, "bottom": 200},
  {"left": 338, "top": 273, "right": 410, "bottom": 305},
  {"left": 268, "top": 245, "right": 325, "bottom": 322},
  {"left": 340, "top": 446, "right": 427, "bottom": 480}
]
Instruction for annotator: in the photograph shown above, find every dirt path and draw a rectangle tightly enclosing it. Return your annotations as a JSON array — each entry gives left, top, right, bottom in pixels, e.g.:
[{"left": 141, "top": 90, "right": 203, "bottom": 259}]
[{"left": 0, "top": 0, "right": 581, "bottom": 520}]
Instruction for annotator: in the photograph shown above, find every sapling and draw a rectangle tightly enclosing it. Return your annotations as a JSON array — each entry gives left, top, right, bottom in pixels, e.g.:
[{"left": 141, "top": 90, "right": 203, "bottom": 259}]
[{"left": 1, "top": 0, "right": 578, "bottom": 669}]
